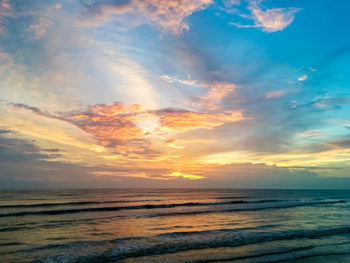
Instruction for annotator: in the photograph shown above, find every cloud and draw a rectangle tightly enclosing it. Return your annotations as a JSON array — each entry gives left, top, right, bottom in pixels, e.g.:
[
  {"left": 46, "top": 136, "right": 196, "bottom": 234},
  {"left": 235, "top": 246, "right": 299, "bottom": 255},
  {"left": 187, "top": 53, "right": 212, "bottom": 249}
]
[
  {"left": 65, "top": 103, "right": 244, "bottom": 146},
  {"left": 298, "top": 74, "right": 308, "bottom": 81},
  {"left": 9, "top": 103, "right": 58, "bottom": 119},
  {"left": 0, "top": 0, "right": 11, "bottom": 34},
  {"left": 55, "top": 3, "right": 62, "bottom": 10},
  {"left": 326, "top": 138, "right": 350, "bottom": 149},
  {"left": 1, "top": 105, "right": 349, "bottom": 188},
  {"left": 153, "top": 108, "right": 244, "bottom": 131},
  {"left": 1, "top": 158, "right": 350, "bottom": 189},
  {"left": 199, "top": 163, "right": 350, "bottom": 189},
  {"left": 163, "top": 138, "right": 214, "bottom": 148},
  {"left": 223, "top": 0, "right": 241, "bottom": 8},
  {"left": 0, "top": 136, "right": 59, "bottom": 163},
  {"left": 30, "top": 17, "right": 52, "bottom": 37},
  {"left": 2, "top": 102, "right": 98, "bottom": 151},
  {"left": 0, "top": 129, "right": 12, "bottom": 134},
  {"left": 11, "top": 102, "right": 145, "bottom": 144},
  {"left": 199, "top": 81, "right": 236, "bottom": 110},
  {"left": 79, "top": 0, "right": 213, "bottom": 34},
  {"left": 8, "top": 101, "right": 245, "bottom": 160},
  {"left": 161, "top": 76, "right": 237, "bottom": 110},
  {"left": 65, "top": 102, "right": 145, "bottom": 146},
  {"left": 298, "top": 131, "right": 323, "bottom": 137},
  {"left": 202, "top": 143, "right": 350, "bottom": 169},
  {"left": 250, "top": 7, "right": 298, "bottom": 32},
  {"left": 62, "top": 102, "right": 244, "bottom": 139},
  {"left": 229, "top": 1, "right": 299, "bottom": 33},
  {"left": 160, "top": 75, "right": 199, "bottom": 86},
  {"left": 313, "top": 97, "right": 350, "bottom": 108},
  {"left": 265, "top": 90, "right": 285, "bottom": 99},
  {"left": 167, "top": 171, "right": 204, "bottom": 180}
]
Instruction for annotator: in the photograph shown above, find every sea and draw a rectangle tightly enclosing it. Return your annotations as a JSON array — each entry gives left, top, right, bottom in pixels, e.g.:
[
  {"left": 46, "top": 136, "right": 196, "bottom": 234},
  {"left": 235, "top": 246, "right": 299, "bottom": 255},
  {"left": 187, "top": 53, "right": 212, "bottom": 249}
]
[{"left": 0, "top": 189, "right": 349, "bottom": 263}]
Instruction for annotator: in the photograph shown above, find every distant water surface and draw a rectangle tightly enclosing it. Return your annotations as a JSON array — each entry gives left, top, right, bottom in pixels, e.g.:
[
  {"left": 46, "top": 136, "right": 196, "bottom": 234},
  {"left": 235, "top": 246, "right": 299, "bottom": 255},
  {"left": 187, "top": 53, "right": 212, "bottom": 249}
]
[{"left": 0, "top": 189, "right": 349, "bottom": 262}]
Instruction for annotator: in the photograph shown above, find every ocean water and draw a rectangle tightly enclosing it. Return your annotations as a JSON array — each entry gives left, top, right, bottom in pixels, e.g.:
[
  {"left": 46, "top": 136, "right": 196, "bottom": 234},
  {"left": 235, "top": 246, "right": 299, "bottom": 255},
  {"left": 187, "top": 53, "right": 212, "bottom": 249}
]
[{"left": 0, "top": 189, "right": 349, "bottom": 263}]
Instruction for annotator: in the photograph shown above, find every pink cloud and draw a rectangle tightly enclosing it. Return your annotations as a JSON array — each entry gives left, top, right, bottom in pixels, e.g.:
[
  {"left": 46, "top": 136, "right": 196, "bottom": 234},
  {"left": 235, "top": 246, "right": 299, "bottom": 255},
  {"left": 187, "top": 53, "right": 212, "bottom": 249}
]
[
  {"left": 79, "top": 0, "right": 213, "bottom": 34},
  {"left": 265, "top": 90, "right": 285, "bottom": 99},
  {"left": 251, "top": 8, "right": 298, "bottom": 32}
]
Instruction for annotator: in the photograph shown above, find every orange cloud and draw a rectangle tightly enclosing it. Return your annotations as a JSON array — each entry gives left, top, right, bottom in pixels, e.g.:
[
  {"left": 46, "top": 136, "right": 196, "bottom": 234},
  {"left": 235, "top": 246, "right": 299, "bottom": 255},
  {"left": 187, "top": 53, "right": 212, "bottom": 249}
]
[
  {"left": 65, "top": 103, "right": 144, "bottom": 143},
  {"left": 154, "top": 109, "right": 244, "bottom": 131},
  {"left": 8, "top": 102, "right": 245, "bottom": 161},
  {"left": 88, "top": 103, "right": 142, "bottom": 116}
]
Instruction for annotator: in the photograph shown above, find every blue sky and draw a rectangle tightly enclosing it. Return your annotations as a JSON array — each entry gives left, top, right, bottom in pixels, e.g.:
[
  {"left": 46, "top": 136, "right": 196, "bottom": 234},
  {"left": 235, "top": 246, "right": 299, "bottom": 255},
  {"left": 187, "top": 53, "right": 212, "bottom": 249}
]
[{"left": 0, "top": 0, "right": 349, "bottom": 188}]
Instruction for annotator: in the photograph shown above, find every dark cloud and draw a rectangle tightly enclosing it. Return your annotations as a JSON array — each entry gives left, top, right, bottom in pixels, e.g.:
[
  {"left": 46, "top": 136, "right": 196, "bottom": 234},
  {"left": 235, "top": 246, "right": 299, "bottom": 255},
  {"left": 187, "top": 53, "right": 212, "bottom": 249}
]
[
  {"left": 1, "top": 159, "right": 349, "bottom": 189},
  {"left": 0, "top": 129, "right": 12, "bottom": 134},
  {"left": 8, "top": 103, "right": 61, "bottom": 119},
  {"left": 0, "top": 134, "right": 66, "bottom": 163},
  {"left": 326, "top": 138, "right": 350, "bottom": 149},
  {"left": 0, "top": 136, "right": 52, "bottom": 162},
  {"left": 0, "top": 123, "right": 348, "bottom": 189}
]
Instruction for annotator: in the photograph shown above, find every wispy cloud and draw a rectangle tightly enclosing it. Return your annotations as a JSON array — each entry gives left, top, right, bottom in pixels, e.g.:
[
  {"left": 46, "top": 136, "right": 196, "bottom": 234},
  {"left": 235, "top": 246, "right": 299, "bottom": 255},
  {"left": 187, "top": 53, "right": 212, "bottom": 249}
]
[
  {"left": 297, "top": 131, "right": 323, "bottom": 137},
  {"left": 161, "top": 75, "right": 237, "bottom": 110},
  {"left": 79, "top": 0, "right": 213, "bottom": 34},
  {"left": 7, "top": 101, "right": 244, "bottom": 160},
  {"left": 265, "top": 90, "right": 285, "bottom": 99},
  {"left": 153, "top": 108, "right": 244, "bottom": 131},
  {"left": 223, "top": 0, "right": 241, "bottom": 8},
  {"left": 326, "top": 138, "right": 350, "bottom": 149},
  {"left": 0, "top": 0, "right": 11, "bottom": 35},
  {"left": 30, "top": 17, "right": 52, "bottom": 38},
  {"left": 229, "top": 1, "right": 299, "bottom": 32},
  {"left": 313, "top": 96, "right": 350, "bottom": 108},
  {"left": 250, "top": 7, "right": 298, "bottom": 32}
]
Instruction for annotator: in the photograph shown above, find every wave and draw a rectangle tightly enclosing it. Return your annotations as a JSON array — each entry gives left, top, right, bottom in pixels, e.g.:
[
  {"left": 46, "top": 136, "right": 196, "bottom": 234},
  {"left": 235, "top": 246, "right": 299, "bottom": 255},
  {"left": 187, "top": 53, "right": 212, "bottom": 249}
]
[
  {"left": 31, "top": 225, "right": 350, "bottom": 263},
  {"left": 0, "top": 199, "right": 163, "bottom": 209},
  {"left": 267, "top": 252, "right": 350, "bottom": 263},
  {"left": 0, "top": 199, "right": 289, "bottom": 218},
  {"left": 149, "top": 200, "right": 346, "bottom": 217},
  {"left": 0, "top": 242, "right": 25, "bottom": 247},
  {"left": 194, "top": 246, "right": 317, "bottom": 263},
  {"left": 193, "top": 242, "right": 350, "bottom": 263}
]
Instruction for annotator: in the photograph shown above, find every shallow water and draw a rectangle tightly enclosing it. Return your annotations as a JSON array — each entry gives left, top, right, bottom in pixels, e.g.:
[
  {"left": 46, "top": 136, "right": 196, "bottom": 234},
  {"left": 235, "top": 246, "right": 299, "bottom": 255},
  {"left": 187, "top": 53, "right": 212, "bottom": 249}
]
[{"left": 0, "top": 189, "right": 349, "bottom": 262}]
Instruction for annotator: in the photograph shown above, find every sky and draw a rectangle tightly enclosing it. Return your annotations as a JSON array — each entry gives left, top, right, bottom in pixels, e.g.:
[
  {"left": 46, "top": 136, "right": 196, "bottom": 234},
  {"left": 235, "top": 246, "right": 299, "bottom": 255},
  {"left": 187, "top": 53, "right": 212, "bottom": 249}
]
[{"left": 0, "top": 0, "right": 349, "bottom": 189}]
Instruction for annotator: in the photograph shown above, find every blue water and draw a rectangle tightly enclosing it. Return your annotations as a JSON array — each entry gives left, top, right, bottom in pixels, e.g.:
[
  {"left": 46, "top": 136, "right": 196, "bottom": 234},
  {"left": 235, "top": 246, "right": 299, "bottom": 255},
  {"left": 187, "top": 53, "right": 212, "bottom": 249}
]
[{"left": 0, "top": 189, "right": 349, "bottom": 262}]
